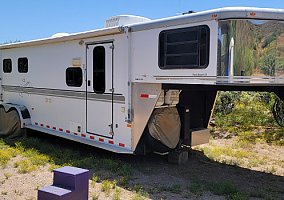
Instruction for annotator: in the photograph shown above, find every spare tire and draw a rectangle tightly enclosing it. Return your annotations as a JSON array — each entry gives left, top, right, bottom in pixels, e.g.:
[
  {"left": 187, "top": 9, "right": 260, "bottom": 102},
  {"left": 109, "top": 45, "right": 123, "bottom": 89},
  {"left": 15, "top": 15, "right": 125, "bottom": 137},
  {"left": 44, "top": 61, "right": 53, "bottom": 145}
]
[
  {"left": 147, "top": 107, "right": 181, "bottom": 149},
  {"left": 0, "top": 107, "right": 26, "bottom": 139}
]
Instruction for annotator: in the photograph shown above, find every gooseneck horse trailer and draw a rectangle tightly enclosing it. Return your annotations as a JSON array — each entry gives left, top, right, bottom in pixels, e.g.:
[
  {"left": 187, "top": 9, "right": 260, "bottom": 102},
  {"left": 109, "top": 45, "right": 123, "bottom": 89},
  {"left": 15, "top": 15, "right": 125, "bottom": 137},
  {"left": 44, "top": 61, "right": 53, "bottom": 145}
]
[{"left": 1, "top": 7, "right": 284, "bottom": 156}]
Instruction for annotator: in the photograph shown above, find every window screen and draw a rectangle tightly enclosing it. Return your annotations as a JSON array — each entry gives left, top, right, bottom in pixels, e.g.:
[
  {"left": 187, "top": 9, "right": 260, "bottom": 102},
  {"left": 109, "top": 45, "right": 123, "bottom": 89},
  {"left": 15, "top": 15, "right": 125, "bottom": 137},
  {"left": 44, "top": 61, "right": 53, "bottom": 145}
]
[
  {"left": 3, "top": 59, "right": 12, "bottom": 73},
  {"left": 66, "top": 67, "right": 83, "bottom": 87},
  {"left": 159, "top": 25, "right": 210, "bottom": 69},
  {"left": 93, "top": 46, "right": 105, "bottom": 94},
  {"left": 18, "top": 57, "right": 28, "bottom": 73}
]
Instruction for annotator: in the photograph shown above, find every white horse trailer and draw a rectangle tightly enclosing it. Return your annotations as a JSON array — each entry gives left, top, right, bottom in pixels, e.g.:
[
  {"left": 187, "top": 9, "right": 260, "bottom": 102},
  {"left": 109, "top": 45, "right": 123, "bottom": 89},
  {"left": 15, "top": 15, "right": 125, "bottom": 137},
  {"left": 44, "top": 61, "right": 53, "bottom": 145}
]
[{"left": 1, "top": 7, "right": 284, "bottom": 156}]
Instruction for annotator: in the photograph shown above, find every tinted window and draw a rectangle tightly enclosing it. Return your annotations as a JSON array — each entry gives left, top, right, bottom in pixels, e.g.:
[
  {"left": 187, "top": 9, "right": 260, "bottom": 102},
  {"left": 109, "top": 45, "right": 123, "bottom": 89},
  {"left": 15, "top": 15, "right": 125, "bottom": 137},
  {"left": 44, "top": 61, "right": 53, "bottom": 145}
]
[
  {"left": 93, "top": 46, "right": 105, "bottom": 94},
  {"left": 66, "top": 67, "right": 83, "bottom": 87},
  {"left": 3, "top": 59, "right": 12, "bottom": 73},
  {"left": 159, "top": 25, "right": 210, "bottom": 69},
  {"left": 18, "top": 57, "right": 28, "bottom": 73}
]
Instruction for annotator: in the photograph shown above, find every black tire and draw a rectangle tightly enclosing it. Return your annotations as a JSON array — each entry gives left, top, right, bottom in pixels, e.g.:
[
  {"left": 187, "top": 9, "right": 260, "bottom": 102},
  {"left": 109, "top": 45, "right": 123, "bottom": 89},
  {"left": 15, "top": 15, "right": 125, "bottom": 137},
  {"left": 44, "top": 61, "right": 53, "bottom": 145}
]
[{"left": 0, "top": 107, "right": 26, "bottom": 139}]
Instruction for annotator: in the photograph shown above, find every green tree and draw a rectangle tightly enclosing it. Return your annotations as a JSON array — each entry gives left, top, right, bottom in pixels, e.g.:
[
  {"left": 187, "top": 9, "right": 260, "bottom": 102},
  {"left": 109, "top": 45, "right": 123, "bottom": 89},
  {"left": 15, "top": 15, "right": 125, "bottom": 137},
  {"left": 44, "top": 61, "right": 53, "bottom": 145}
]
[{"left": 261, "top": 53, "right": 276, "bottom": 76}]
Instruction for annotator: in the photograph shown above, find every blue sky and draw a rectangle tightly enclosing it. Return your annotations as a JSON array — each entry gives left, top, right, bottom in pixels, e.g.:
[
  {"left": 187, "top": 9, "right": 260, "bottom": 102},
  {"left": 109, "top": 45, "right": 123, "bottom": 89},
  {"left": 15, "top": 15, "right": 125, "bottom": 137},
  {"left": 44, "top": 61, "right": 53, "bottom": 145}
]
[{"left": 1, "top": 0, "right": 284, "bottom": 43}]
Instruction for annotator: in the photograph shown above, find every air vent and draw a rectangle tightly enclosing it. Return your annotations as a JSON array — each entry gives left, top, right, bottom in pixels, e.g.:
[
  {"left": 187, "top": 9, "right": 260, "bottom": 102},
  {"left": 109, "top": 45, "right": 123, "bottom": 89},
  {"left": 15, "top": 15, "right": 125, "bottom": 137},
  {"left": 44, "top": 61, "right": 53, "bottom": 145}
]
[
  {"left": 51, "top": 33, "right": 69, "bottom": 38},
  {"left": 105, "top": 15, "right": 151, "bottom": 28}
]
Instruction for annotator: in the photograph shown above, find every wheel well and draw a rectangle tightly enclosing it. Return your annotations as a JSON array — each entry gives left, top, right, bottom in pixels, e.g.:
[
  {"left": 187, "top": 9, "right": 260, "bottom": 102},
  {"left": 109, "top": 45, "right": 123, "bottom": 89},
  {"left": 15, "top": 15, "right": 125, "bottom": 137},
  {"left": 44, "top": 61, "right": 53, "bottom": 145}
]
[{"left": 0, "top": 103, "right": 31, "bottom": 128}]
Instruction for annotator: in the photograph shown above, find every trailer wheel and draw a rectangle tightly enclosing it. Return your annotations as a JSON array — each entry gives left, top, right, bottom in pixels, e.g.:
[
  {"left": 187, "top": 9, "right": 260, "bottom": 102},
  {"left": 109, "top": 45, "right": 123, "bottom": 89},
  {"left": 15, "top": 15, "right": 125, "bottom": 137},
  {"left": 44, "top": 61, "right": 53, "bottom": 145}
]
[
  {"left": 0, "top": 107, "right": 26, "bottom": 139},
  {"left": 272, "top": 98, "right": 284, "bottom": 127}
]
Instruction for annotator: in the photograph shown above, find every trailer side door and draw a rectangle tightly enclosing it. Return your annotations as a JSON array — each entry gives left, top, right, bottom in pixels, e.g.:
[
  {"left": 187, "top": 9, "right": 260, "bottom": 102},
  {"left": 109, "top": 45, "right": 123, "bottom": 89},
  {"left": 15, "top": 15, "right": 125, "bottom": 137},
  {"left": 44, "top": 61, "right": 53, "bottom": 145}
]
[{"left": 86, "top": 42, "right": 114, "bottom": 138}]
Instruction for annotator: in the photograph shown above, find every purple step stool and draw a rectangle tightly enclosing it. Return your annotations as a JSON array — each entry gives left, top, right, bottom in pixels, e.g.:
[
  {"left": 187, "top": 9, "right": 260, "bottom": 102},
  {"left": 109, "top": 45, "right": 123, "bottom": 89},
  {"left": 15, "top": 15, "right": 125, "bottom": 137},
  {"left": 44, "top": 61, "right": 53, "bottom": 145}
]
[
  {"left": 37, "top": 185, "right": 72, "bottom": 200},
  {"left": 38, "top": 166, "right": 89, "bottom": 200}
]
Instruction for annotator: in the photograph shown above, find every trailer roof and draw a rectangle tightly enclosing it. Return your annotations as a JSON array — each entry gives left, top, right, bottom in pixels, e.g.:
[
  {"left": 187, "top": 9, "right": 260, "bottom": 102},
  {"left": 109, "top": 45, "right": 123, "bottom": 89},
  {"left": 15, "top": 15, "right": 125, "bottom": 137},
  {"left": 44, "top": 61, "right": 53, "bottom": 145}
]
[
  {"left": 1, "top": 7, "right": 284, "bottom": 50},
  {"left": 130, "top": 7, "right": 284, "bottom": 32},
  {"left": 0, "top": 26, "right": 123, "bottom": 50}
]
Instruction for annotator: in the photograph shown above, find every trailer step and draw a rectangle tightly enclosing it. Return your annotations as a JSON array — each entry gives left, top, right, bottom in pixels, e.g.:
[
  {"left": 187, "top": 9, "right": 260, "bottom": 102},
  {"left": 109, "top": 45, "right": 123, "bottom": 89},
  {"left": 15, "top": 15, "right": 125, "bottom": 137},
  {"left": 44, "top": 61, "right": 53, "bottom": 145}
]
[
  {"left": 38, "top": 166, "right": 89, "bottom": 200},
  {"left": 54, "top": 166, "right": 89, "bottom": 191},
  {"left": 38, "top": 185, "right": 72, "bottom": 200}
]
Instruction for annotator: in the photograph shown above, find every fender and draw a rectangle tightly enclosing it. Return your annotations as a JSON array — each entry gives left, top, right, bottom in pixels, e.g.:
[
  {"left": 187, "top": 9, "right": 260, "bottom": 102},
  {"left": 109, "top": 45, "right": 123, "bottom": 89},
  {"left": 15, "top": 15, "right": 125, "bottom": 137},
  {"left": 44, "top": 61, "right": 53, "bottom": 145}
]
[{"left": 0, "top": 103, "right": 31, "bottom": 128}]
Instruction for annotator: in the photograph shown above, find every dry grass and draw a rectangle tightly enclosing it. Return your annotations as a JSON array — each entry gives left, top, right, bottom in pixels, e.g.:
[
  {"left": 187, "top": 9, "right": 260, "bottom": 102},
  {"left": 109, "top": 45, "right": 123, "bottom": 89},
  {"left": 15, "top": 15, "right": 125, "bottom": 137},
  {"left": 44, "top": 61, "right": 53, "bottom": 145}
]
[{"left": 196, "top": 135, "right": 284, "bottom": 177}]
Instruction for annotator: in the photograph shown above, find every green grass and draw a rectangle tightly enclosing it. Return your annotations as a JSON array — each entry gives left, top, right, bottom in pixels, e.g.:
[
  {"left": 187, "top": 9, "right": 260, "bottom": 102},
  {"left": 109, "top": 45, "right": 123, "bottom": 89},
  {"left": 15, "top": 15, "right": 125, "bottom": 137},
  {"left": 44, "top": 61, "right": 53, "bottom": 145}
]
[
  {"left": 3, "top": 172, "right": 12, "bottom": 179},
  {"left": 101, "top": 180, "right": 116, "bottom": 195},
  {"left": 131, "top": 185, "right": 149, "bottom": 200},
  {"left": 0, "top": 136, "right": 135, "bottom": 178},
  {"left": 0, "top": 149, "right": 14, "bottom": 167},
  {"left": 0, "top": 139, "right": 19, "bottom": 167},
  {"left": 160, "top": 184, "right": 182, "bottom": 194},
  {"left": 113, "top": 188, "right": 121, "bottom": 200},
  {"left": 208, "top": 181, "right": 239, "bottom": 196},
  {"left": 91, "top": 193, "right": 99, "bottom": 200},
  {"left": 118, "top": 176, "right": 129, "bottom": 187},
  {"left": 14, "top": 159, "right": 37, "bottom": 173},
  {"left": 92, "top": 174, "right": 101, "bottom": 184},
  {"left": 188, "top": 179, "right": 249, "bottom": 200},
  {"left": 188, "top": 179, "right": 204, "bottom": 196},
  {"left": 198, "top": 142, "right": 275, "bottom": 173},
  {"left": 131, "top": 192, "right": 147, "bottom": 200},
  {"left": 201, "top": 145, "right": 253, "bottom": 166}
]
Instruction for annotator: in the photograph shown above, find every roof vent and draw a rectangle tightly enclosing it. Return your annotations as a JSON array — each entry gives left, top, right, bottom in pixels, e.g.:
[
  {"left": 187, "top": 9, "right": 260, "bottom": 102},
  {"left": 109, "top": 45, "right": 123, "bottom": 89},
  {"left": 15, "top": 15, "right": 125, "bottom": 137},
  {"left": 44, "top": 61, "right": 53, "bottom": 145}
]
[
  {"left": 105, "top": 15, "right": 151, "bottom": 28},
  {"left": 182, "top": 11, "right": 196, "bottom": 15},
  {"left": 51, "top": 33, "right": 69, "bottom": 38}
]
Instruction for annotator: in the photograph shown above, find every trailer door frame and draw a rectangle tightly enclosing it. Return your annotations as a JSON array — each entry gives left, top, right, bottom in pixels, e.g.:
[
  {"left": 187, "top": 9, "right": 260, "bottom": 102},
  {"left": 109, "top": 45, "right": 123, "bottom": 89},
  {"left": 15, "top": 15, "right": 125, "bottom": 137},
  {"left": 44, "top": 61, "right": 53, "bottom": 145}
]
[{"left": 86, "top": 41, "right": 114, "bottom": 139}]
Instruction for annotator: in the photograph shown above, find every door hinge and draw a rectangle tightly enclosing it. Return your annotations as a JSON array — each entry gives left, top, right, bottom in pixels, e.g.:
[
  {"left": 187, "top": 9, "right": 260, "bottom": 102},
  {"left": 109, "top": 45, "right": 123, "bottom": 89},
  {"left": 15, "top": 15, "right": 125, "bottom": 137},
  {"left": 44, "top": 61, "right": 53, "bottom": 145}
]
[{"left": 110, "top": 44, "right": 114, "bottom": 49}]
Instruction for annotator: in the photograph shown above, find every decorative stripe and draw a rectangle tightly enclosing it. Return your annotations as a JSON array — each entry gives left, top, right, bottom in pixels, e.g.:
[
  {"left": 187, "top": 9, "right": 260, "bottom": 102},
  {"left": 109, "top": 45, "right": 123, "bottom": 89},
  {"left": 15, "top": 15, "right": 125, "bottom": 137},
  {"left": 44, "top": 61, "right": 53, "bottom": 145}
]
[
  {"left": 108, "top": 140, "right": 114, "bottom": 144},
  {"left": 90, "top": 135, "right": 95, "bottom": 139},
  {"left": 2, "top": 85, "right": 125, "bottom": 104},
  {"left": 66, "top": 130, "right": 70, "bottom": 133},
  {"left": 99, "top": 138, "right": 104, "bottom": 142},
  {"left": 59, "top": 128, "right": 63, "bottom": 132}
]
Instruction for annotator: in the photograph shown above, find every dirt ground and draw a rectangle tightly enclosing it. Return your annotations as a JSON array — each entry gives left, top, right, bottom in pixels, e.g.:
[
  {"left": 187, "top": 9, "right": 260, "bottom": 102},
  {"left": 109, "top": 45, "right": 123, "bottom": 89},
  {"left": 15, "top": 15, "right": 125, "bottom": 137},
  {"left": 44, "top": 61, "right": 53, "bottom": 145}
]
[{"left": 0, "top": 132, "right": 283, "bottom": 200}]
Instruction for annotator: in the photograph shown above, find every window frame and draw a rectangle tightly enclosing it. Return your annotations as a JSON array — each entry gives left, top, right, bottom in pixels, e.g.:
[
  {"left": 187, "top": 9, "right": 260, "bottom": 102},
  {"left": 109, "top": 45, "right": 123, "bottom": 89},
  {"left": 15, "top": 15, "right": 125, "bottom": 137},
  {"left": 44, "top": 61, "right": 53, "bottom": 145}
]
[
  {"left": 18, "top": 57, "right": 29, "bottom": 73},
  {"left": 158, "top": 25, "right": 210, "bottom": 69},
  {"left": 3, "top": 58, "right": 12, "bottom": 73},
  {"left": 66, "top": 67, "right": 83, "bottom": 87},
  {"left": 93, "top": 46, "right": 106, "bottom": 94}
]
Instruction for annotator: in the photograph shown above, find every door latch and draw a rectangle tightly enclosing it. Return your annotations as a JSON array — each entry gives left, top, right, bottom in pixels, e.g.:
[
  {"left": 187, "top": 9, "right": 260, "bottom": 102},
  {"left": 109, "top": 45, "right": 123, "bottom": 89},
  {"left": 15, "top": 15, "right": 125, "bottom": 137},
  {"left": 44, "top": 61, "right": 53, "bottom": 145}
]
[{"left": 108, "top": 124, "right": 114, "bottom": 136}]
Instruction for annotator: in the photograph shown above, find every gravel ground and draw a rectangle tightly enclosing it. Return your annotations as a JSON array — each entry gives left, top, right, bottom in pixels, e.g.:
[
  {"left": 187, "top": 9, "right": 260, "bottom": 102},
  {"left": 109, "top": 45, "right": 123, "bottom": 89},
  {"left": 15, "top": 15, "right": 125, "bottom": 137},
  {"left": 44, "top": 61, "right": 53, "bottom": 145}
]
[{"left": 0, "top": 134, "right": 283, "bottom": 200}]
